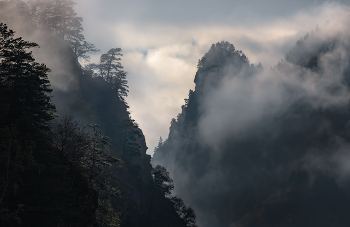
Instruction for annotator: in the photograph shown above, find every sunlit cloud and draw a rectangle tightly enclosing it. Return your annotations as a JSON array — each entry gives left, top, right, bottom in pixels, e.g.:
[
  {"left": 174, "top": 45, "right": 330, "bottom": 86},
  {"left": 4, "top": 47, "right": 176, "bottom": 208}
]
[{"left": 75, "top": 1, "right": 349, "bottom": 154}]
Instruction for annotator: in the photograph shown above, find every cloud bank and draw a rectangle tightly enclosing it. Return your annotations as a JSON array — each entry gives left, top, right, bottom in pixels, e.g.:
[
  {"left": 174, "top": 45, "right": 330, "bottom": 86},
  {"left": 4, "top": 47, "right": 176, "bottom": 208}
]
[
  {"left": 153, "top": 3, "right": 350, "bottom": 227},
  {"left": 75, "top": 1, "right": 349, "bottom": 153}
]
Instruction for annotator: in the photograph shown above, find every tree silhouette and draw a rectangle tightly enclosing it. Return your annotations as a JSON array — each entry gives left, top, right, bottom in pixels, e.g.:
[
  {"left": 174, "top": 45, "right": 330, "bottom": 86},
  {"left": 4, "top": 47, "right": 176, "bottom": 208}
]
[
  {"left": 84, "top": 124, "right": 121, "bottom": 227},
  {"left": 151, "top": 165, "right": 174, "bottom": 197},
  {"left": 0, "top": 23, "right": 55, "bottom": 131},
  {"left": 52, "top": 117, "right": 122, "bottom": 227},
  {"left": 87, "top": 48, "right": 129, "bottom": 100},
  {"left": 0, "top": 23, "right": 55, "bottom": 223},
  {"left": 171, "top": 196, "right": 198, "bottom": 227},
  {"left": 72, "top": 40, "right": 100, "bottom": 62},
  {"left": 52, "top": 115, "right": 89, "bottom": 162},
  {"left": 30, "top": 0, "right": 99, "bottom": 61}
]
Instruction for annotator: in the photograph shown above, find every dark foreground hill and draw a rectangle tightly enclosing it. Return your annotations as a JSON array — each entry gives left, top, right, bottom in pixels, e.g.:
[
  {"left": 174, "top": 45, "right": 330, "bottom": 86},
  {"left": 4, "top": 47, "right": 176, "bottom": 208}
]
[{"left": 0, "top": 1, "right": 195, "bottom": 226}]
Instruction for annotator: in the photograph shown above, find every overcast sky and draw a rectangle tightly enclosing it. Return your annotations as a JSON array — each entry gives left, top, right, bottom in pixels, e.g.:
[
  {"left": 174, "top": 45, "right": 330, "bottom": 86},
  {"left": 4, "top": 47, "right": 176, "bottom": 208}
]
[{"left": 74, "top": 0, "right": 349, "bottom": 154}]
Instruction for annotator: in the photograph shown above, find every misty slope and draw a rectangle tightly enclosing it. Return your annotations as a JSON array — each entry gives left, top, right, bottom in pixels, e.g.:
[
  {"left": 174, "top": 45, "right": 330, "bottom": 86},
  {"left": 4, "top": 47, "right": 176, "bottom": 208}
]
[
  {"left": 153, "top": 30, "right": 350, "bottom": 227},
  {"left": 45, "top": 39, "right": 191, "bottom": 227},
  {"left": 0, "top": 1, "right": 194, "bottom": 227}
]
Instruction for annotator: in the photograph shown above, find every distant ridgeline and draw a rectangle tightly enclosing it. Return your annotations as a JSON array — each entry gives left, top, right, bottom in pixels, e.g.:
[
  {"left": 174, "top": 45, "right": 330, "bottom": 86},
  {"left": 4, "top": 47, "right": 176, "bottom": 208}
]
[
  {"left": 153, "top": 34, "right": 350, "bottom": 226},
  {"left": 0, "top": 0, "right": 196, "bottom": 227}
]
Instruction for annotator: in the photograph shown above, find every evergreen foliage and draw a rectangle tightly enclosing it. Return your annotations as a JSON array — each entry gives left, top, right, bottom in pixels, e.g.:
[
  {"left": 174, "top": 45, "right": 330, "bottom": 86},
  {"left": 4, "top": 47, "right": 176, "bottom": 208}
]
[
  {"left": 151, "top": 165, "right": 174, "bottom": 197},
  {"left": 0, "top": 1, "right": 198, "bottom": 226},
  {"left": 151, "top": 165, "right": 198, "bottom": 227},
  {"left": 87, "top": 48, "right": 129, "bottom": 101},
  {"left": 0, "top": 0, "right": 99, "bottom": 61},
  {"left": 0, "top": 22, "right": 56, "bottom": 225},
  {"left": 0, "top": 23, "right": 55, "bottom": 130},
  {"left": 153, "top": 36, "right": 350, "bottom": 227},
  {"left": 171, "top": 196, "right": 197, "bottom": 227}
]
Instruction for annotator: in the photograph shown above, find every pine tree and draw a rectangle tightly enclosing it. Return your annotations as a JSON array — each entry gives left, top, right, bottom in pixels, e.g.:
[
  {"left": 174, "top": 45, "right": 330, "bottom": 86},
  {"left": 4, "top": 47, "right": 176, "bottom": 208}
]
[
  {"left": 72, "top": 39, "right": 100, "bottom": 62},
  {"left": 171, "top": 196, "right": 198, "bottom": 227},
  {"left": 31, "top": 0, "right": 57, "bottom": 31},
  {"left": 151, "top": 165, "right": 174, "bottom": 197},
  {"left": 0, "top": 23, "right": 55, "bottom": 224},
  {"left": 151, "top": 165, "right": 198, "bottom": 227},
  {"left": 31, "top": 0, "right": 99, "bottom": 61},
  {"left": 53, "top": 0, "right": 99, "bottom": 61},
  {"left": 0, "top": 22, "right": 55, "bottom": 132},
  {"left": 87, "top": 48, "right": 129, "bottom": 100}
]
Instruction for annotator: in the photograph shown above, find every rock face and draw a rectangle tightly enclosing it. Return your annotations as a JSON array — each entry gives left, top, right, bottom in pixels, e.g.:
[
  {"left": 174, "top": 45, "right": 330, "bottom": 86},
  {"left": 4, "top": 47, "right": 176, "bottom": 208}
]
[
  {"left": 152, "top": 40, "right": 350, "bottom": 227},
  {"left": 124, "top": 130, "right": 153, "bottom": 215}
]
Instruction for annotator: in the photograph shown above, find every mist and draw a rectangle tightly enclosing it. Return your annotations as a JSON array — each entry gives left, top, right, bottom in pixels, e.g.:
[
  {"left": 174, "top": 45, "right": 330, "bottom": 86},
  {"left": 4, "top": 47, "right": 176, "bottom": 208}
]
[
  {"left": 153, "top": 5, "right": 350, "bottom": 227},
  {"left": 74, "top": 1, "right": 350, "bottom": 152},
  {"left": 3, "top": 0, "right": 350, "bottom": 226}
]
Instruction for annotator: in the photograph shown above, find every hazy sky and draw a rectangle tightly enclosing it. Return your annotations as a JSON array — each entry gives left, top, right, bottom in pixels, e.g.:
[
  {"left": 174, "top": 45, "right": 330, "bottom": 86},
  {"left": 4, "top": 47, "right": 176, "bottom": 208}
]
[{"left": 74, "top": 0, "right": 348, "bottom": 154}]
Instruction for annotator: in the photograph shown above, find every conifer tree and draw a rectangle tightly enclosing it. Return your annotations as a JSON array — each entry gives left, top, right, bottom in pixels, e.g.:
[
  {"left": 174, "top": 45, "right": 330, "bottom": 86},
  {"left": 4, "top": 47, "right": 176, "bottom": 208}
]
[
  {"left": 151, "top": 165, "right": 174, "bottom": 197},
  {"left": 0, "top": 23, "right": 55, "bottom": 132},
  {"left": 0, "top": 23, "right": 55, "bottom": 224},
  {"left": 31, "top": 0, "right": 99, "bottom": 61},
  {"left": 54, "top": 0, "right": 99, "bottom": 61},
  {"left": 171, "top": 196, "right": 198, "bottom": 227},
  {"left": 87, "top": 48, "right": 129, "bottom": 100}
]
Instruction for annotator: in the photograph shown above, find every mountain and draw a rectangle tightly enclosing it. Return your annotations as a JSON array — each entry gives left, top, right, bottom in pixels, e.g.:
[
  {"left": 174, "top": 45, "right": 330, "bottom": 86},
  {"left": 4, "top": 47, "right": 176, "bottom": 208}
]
[
  {"left": 153, "top": 31, "right": 350, "bottom": 227},
  {"left": 0, "top": 1, "right": 194, "bottom": 226}
]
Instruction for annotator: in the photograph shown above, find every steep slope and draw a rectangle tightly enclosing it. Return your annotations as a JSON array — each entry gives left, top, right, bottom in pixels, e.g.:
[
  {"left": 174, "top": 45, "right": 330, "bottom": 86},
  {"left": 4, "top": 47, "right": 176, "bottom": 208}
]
[
  {"left": 0, "top": 1, "right": 190, "bottom": 226},
  {"left": 153, "top": 32, "right": 350, "bottom": 227}
]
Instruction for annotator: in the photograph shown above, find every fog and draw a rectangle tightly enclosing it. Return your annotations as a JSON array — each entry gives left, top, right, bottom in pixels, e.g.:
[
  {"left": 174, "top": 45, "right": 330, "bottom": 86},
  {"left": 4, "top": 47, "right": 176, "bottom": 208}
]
[
  {"left": 3, "top": 1, "right": 350, "bottom": 226},
  {"left": 74, "top": 1, "right": 350, "bottom": 152},
  {"left": 153, "top": 4, "right": 350, "bottom": 226}
]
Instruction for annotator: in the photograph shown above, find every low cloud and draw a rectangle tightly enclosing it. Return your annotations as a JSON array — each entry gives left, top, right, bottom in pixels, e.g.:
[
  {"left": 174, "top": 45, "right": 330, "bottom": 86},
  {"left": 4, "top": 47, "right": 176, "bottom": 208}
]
[
  {"left": 88, "top": 2, "right": 349, "bottom": 153},
  {"left": 151, "top": 3, "right": 350, "bottom": 227}
]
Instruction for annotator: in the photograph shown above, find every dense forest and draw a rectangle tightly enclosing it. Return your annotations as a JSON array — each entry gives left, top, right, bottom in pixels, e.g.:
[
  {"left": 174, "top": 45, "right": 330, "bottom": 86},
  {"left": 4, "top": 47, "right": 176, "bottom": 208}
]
[
  {"left": 3, "top": 1, "right": 350, "bottom": 227},
  {"left": 153, "top": 27, "right": 350, "bottom": 226},
  {"left": 0, "top": 0, "right": 197, "bottom": 226}
]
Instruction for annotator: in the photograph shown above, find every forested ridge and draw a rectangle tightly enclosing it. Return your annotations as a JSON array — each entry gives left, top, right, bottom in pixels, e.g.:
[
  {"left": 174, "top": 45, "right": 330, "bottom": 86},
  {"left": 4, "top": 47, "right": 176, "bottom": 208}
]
[
  {"left": 153, "top": 29, "right": 350, "bottom": 226},
  {"left": 0, "top": 0, "right": 197, "bottom": 226},
  {"left": 3, "top": 1, "right": 350, "bottom": 227}
]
